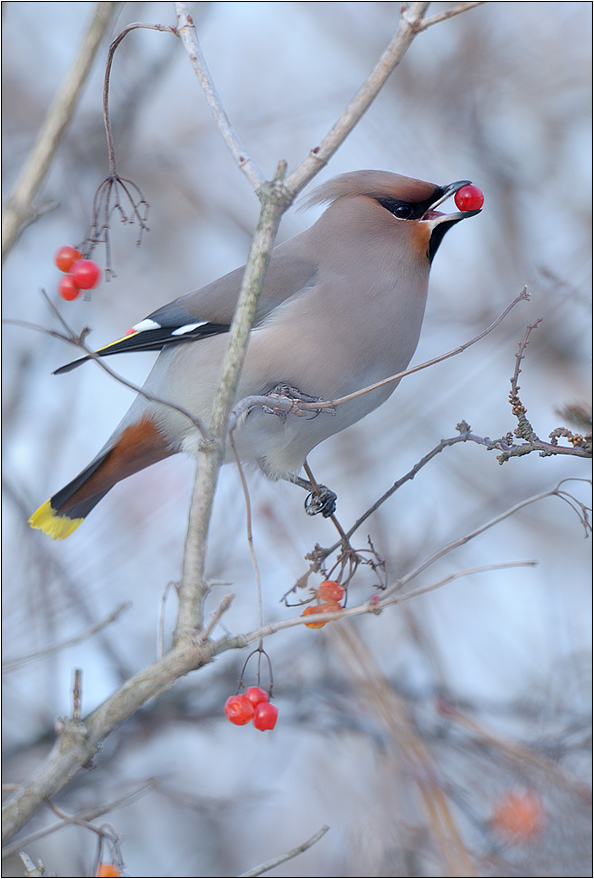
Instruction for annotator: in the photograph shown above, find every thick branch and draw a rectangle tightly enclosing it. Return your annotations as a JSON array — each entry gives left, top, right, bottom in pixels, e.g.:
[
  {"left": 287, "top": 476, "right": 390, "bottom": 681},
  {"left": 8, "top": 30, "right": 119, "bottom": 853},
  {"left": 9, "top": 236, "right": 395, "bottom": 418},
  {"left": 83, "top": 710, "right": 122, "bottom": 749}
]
[
  {"left": 177, "top": 171, "right": 291, "bottom": 634},
  {"left": 2, "top": 639, "right": 212, "bottom": 842}
]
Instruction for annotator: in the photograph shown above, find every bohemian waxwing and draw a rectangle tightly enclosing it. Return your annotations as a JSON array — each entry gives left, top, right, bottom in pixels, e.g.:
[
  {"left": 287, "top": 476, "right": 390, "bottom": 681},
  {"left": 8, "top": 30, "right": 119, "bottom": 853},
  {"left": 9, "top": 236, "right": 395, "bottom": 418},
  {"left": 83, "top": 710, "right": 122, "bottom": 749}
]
[{"left": 29, "top": 170, "right": 481, "bottom": 539}]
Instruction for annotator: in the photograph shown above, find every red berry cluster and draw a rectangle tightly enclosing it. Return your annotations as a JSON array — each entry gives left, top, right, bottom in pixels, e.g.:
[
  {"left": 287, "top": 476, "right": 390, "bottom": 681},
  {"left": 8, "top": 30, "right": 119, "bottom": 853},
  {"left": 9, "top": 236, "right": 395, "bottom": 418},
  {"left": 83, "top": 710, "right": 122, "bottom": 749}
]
[
  {"left": 302, "top": 580, "right": 345, "bottom": 628},
  {"left": 55, "top": 246, "right": 102, "bottom": 300},
  {"left": 224, "top": 686, "right": 278, "bottom": 731}
]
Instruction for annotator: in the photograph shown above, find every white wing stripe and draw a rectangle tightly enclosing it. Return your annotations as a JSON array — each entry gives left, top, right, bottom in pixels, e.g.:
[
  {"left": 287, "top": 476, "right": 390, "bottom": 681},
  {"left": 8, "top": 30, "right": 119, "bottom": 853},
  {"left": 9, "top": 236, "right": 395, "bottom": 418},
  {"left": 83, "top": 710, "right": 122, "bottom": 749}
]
[
  {"left": 131, "top": 319, "right": 161, "bottom": 332},
  {"left": 172, "top": 322, "right": 207, "bottom": 336}
]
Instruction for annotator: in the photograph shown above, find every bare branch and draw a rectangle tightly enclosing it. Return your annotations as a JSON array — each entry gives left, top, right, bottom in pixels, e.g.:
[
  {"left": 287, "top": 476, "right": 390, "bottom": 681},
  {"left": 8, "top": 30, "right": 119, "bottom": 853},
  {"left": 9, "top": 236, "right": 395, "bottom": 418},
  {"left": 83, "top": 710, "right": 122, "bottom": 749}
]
[
  {"left": 341, "top": 432, "right": 473, "bottom": 547},
  {"left": 2, "top": 781, "right": 154, "bottom": 859},
  {"left": 174, "top": 4, "right": 266, "bottom": 190},
  {"left": 157, "top": 582, "right": 177, "bottom": 661},
  {"left": 292, "top": 288, "right": 531, "bottom": 413},
  {"left": 239, "top": 825, "right": 331, "bottom": 878},
  {"left": 176, "top": 166, "right": 291, "bottom": 636},
  {"left": 2, "top": 603, "right": 131, "bottom": 673},
  {"left": 380, "top": 479, "right": 592, "bottom": 602},
  {"left": 229, "top": 433, "right": 265, "bottom": 636},
  {"left": 2, "top": 3, "right": 120, "bottom": 260},
  {"left": 499, "top": 320, "right": 592, "bottom": 462},
  {"left": 199, "top": 593, "right": 235, "bottom": 642},
  {"left": 71, "top": 670, "right": 83, "bottom": 723},
  {"left": 4, "top": 292, "right": 214, "bottom": 443},
  {"left": 102, "top": 22, "right": 178, "bottom": 175},
  {"left": 417, "top": 2, "right": 486, "bottom": 31},
  {"left": 2, "top": 640, "right": 213, "bottom": 842},
  {"left": 212, "top": 480, "right": 589, "bottom": 646},
  {"left": 286, "top": 2, "right": 432, "bottom": 191},
  {"left": 391, "top": 559, "right": 538, "bottom": 604}
]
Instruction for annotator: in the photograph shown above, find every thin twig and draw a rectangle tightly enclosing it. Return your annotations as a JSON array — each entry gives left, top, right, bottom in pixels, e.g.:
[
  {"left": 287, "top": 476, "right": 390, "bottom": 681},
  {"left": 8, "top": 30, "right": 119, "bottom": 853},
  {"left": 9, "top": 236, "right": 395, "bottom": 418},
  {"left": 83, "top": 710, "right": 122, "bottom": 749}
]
[
  {"left": 291, "top": 288, "right": 531, "bottom": 413},
  {"left": 157, "top": 582, "right": 177, "bottom": 660},
  {"left": 199, "top": 594, "right": 235, "bottom": 642},
  {"left": 229, "top": 432, "right": 264, "bottom": 638},
  {"left": 497, "top": 319, "right": 592, "bottom": 461},
  {"left": 2, "top": 603, "right": 131, "bottom": 673},
  {"left": 102, "top": 23, "right": 178, "bottom": 174},
  {"left": 46, "top": 799, "right": 117, "bottom": 839},
  {"left": 4, "top": 292, "right": 214, "bottom": 443},
  {"left": 388, "top": 559, "right": 538, "bottom": 604},
  {"left": 2, "top": 781, "right": 154, "bottom": 859},
  {"left": 417, "top": 1, "right": 485, "bottom": 30},
  {"left": 72, "top": 670, "right": 83, "bottom": 723},
  {"left": 239, "top": 825, "right": 330, "bottom": 878},
  {"left": 380, "top": 479, "right": 591, "bottom": 602},
  {"left": 342, "top": 432, "right": 473, "bottom": 547}
]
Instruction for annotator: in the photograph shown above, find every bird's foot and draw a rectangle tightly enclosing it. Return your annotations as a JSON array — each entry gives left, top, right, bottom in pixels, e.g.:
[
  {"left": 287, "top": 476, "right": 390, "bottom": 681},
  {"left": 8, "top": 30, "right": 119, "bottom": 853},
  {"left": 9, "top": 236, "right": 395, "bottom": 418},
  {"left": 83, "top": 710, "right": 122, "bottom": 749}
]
[
  {"left": 287, "top": 472, "right": 338, "bottom": 518},
  {"left": 263, "top": 384, "right": 334, "bottom": 422},
  {"left": 304, "top": 485, "right": 337, "bottom": 518}
]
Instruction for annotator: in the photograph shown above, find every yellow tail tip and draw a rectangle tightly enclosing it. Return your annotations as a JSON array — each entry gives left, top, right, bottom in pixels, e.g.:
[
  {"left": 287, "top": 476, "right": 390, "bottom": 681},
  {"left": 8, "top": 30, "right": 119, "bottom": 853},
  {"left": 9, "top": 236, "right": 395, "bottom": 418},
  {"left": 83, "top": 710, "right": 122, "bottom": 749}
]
[{"left": 29, "top": 499, "right": 83, "bottom": 540}]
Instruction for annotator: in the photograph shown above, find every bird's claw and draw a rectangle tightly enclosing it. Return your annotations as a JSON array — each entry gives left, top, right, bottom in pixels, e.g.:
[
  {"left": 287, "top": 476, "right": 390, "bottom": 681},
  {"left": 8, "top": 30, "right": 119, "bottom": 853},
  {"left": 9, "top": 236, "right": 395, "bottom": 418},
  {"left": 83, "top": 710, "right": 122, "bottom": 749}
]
[
  {"left": 263, "top": 384, "right": 334, "bottom": 421},
  {"left": 304, "top": 485, "right": 337, "bottom": 518}
]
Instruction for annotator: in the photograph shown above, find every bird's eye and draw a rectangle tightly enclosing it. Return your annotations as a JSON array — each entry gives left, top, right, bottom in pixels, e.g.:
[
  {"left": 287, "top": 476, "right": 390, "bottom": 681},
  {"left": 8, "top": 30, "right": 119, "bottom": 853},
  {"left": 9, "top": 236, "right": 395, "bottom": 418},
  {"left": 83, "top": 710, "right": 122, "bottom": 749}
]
[
  {"left": 376, "top": 198, "right": 416, "bottom": 220},
  {"left": 392, "top": 203, "right": 413, "bottom": 219}
]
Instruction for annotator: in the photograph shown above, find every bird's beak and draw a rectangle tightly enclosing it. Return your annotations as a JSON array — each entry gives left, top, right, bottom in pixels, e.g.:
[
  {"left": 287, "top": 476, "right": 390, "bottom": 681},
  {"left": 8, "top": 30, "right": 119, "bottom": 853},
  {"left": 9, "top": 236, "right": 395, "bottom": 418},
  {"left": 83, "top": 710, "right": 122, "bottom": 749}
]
[
  {"left": 421, "top": 180, "right": 482, "bottom": 224},
  {"left": 422, "top": 180, "right": 482, "bottom": 263}
]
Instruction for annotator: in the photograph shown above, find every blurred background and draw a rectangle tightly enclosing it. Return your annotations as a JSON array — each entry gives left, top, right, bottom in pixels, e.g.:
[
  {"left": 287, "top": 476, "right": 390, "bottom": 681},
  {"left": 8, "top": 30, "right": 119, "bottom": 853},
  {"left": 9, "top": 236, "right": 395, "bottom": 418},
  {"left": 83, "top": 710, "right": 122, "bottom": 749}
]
[{"left": 2, "top": 2, "right": 591, "bottom": 876}]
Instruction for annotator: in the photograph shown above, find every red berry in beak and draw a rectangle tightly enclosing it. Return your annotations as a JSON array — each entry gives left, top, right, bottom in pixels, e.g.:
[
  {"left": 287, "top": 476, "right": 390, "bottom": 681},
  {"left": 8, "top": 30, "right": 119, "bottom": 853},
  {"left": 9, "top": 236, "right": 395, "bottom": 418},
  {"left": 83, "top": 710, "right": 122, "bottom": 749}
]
[{"left": 454, "top": 184, "right": 484, "bottom": 212}]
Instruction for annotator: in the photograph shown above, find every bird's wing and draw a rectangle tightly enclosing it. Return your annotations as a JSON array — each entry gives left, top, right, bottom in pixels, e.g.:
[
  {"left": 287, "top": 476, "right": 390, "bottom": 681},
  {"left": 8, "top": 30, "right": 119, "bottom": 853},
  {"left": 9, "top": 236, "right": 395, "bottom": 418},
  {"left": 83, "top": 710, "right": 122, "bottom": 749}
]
[{"left": 53, "top": 235, "right": 319, "bottom": 375}]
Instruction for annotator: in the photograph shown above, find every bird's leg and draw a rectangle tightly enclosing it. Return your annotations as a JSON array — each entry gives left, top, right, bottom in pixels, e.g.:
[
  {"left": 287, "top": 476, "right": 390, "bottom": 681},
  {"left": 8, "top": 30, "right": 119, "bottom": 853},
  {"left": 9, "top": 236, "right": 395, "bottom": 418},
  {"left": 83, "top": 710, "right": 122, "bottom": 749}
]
[{"left": 262, "top": 385, "right": 338, "bottom": 517}]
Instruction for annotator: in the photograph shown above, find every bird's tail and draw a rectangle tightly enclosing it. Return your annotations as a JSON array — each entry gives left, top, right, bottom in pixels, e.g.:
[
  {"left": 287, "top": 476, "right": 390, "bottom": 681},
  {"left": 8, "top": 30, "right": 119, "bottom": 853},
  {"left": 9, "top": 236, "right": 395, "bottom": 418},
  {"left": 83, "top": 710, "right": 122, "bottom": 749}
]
[{"left": 29, "top": 416, "right": 175, "bottom": 540}]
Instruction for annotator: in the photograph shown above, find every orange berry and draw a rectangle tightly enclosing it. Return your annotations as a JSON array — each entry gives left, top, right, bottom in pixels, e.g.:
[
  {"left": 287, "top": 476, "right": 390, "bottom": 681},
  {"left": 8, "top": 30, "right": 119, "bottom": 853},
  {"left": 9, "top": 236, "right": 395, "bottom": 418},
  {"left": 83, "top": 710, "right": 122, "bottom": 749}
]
[
  {"left": 491, "top": 789, "right": 545, "bottom": 843},
  {"left": 317, "top": 580, "right": 345, "bottom": 603},
  {"left": 302, "top": 601, "right": 341, "bottom": 628},
  {"left": 96, "top": 864, "right": 120, "bottom": 877}
]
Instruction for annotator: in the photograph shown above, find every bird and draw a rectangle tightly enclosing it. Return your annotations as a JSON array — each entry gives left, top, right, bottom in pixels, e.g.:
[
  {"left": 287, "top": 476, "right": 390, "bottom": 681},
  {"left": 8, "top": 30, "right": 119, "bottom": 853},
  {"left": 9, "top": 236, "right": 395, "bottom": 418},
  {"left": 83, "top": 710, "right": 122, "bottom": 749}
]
[{"left": 29, "top": 170, "right": 482, "bottom": 539}]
